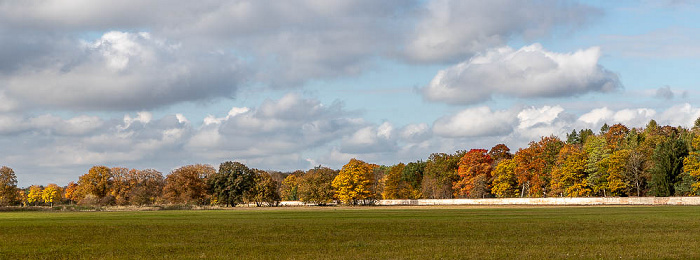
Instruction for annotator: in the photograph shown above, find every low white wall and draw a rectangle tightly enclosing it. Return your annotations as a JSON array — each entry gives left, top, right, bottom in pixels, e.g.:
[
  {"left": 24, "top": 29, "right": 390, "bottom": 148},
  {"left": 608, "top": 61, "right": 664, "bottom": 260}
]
[{"left": 376, "top": 197, "right": 700, "bottom": 206}]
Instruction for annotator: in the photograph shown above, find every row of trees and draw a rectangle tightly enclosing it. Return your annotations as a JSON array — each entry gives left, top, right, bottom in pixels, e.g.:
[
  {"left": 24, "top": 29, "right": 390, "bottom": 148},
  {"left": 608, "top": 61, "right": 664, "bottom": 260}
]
[{"left": 3, "top": 119, "right": 700, "bottom": 207}]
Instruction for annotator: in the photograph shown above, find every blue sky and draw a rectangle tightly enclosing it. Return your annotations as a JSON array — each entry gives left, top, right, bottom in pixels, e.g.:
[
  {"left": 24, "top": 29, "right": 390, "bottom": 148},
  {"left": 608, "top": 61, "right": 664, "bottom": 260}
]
[{"left": 1, "top": 0, "right": 699, "bottom": 186}]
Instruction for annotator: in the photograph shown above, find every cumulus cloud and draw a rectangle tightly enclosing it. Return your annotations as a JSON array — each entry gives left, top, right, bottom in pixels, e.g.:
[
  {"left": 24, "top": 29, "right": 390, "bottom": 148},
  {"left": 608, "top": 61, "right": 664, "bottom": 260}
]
[
  {"left": 423, "top": 44, "right": 622, "bottom": 104},
  {"left": 1, "top": 31, "right": 245, "bottom": 111},
  {"left": 432, "top": 106, "right": 517, "bottom": 138},
  {"left": 405, "top": 0, "right": 600, "bottom": 63},
  {"left": 187, "top": 93, "right": 365, "bottom": 160}
]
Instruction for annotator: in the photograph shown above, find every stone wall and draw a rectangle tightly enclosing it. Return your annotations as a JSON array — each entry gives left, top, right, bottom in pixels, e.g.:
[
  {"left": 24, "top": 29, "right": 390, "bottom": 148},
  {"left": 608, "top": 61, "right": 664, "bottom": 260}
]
[{"left": 376, "top": 197, "right": 700, "bottom": 206}]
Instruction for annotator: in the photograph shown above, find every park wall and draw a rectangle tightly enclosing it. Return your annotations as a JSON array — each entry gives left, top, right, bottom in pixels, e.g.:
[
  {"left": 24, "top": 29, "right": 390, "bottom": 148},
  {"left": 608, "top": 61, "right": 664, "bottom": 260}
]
[{"left": 376, "top": 197, "right": 700, "bottom": 206}]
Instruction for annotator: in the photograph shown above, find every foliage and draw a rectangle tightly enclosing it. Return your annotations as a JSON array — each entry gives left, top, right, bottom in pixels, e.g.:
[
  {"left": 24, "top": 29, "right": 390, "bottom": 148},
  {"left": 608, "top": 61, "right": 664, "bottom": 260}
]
[
  {"left": 27, "top": 185, "right": 43, "bottom": 206},
  {"left": 422, "top": 151, "right": 464, "bottom": 199},
  {"left": 453, "top": 149, "right": 493, "bottom": 198},
  {"left": 207, "top": 162, "right": 254, "bottom": 207},
  {"left": 550, "top": 144, "right": 590, "bottom": 197},
  {"left": 584, "top": 135, "right": 609, "bottom": 196},
  {"left": 298, "top": 166, "right": 337, "bottom": 205},
  {"left": 382, "top": 163, "right": 405, "bottom": 200},
  {"left": 0, "top": 166, "right": 19, "bottom": 206},
  {"left": 63, "top": 182, "right": 79, "bottom": 204},
  {"left": 41, "top": 184, "right": 62, "bottom": 206},
  {"left": 332, "top": 158, "right": 378, "bottom": 205},
  {"left": 280, "top": 173, "right": 300, "bottom": 201},
  {"left": 514, "top": 136, "right": 564, "bottom": 197},
  {"left": 603, "top": 149, "right": 631, "bottom": 196},
  {"left": 491, "top": 159, "right": 518, "bottom": 198},
  {"left": 682, "top": 135, "right": 700, "bottom": 195},
  {"left": 128, "top": 169, "right": 165, "bottom": 206},
  {"left": 249, "top": 170, "right": 281, "bottom": 206},
  {"left": 77, "top": 166, "right": 113, "bottom": 200},
  {"left": 401, "top": 160, "right": 425, "bottom": 199},
  {"left": 163, "top": 164, "right": 215, "bottom": 205},
  {"left": 649, "top": 136, "right": 688, "bottom": 196}
]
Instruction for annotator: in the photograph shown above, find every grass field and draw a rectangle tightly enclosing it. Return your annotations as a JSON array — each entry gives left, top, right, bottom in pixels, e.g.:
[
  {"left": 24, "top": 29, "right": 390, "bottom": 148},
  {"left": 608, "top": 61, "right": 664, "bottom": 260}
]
[{"left": 1, "top": 206, "right": 700, "bottom": 259}]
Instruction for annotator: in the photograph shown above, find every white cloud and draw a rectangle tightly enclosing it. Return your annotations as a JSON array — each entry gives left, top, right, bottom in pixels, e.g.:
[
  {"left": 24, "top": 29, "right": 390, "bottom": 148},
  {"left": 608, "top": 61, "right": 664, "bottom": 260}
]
[
  {"left": 405, "top": 0, "right": 599, "bottom": 63},
  {"left": 517, "top": 106, "right": 565, "bottom": 129},
  {"left": 423, "top": 44, "right": 621, "bottom": 104},
  {"left": 433, "top": 106, "right": 516, "bottom": 138},
  {"left": 1, "top": 31, "right": 245, "bottom": 111}
]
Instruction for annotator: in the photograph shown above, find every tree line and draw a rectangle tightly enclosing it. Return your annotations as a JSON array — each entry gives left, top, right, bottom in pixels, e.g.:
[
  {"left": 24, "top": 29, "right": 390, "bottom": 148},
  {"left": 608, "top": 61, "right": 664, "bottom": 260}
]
[{"left": 2, "top": 119, "right": 700, "bottom": 207}]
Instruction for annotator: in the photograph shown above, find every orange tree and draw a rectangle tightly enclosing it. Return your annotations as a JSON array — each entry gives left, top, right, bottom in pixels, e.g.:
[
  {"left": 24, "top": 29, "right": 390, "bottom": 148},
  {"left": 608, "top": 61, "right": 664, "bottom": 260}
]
[{"left": 453, "top": 149, "right": 493, "bottom": 198}]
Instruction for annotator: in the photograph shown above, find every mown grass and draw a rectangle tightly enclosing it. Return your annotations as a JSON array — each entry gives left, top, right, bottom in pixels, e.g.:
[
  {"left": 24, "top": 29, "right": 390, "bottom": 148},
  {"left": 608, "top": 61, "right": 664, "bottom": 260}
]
[{"left": 1, "top": 206, "right": 700, "bottom": 259}]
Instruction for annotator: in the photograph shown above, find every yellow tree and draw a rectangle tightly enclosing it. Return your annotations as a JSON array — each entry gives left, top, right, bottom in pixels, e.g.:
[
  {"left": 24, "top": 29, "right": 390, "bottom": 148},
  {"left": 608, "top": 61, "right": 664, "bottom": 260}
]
[
  {"left": 603, "top": 149, "right": 631, "bottom": 196},
  {"left": 77, "top": 166, "right": 113, "bottom": 200},
  {"left": 491, "top": 159, "right": 518, "bottom": 198},
  {"left": 382, "top": 163, "right": 405, "bottom": 199},
  {"left": 332, "top": 158, "right": 377, "bottom": 205},
  {"left": 110, "top": 167, "right": 134, "bottom": 205},
  {"left": 27, "top": 185, "right": 43, "bottom": 206},
  {"left": 42, "top": 184, "right": 62, "bottom": 206},
  {"left": 682, "top": 135, "right": 700, "bottom": 195},
  {"left": 550, "top": 144, "right": 590, "bottom": 197},
  {"left": 280, "top": 172, "right": 301, "bottom": 201}
]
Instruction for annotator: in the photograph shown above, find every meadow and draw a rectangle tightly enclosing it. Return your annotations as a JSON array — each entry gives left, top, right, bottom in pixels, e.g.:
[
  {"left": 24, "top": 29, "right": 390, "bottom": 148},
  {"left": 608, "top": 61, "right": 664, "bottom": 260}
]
[{"left": 1, "top": 206, "right": 700, "bottom": 259}]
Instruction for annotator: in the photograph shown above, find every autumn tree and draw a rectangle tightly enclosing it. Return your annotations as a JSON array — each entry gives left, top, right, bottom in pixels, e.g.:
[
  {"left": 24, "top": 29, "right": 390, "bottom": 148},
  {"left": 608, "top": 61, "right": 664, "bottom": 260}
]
[
  {"left": 514, "top": 136, "right": 563, "bottom": 197},
  {"left": 422, "top": 151, "right": 464, "bottom": 199},
  {"left": 453, "top": 149, "right": 493, "bottom": 198},
  {"left": 604, "top": 123, "right": 630, "bottom": 151},
  {"left": 332, "top": 158, "right": 378, "bottom": 205},
  {"left": 602, "top": 149, "right": 631, "bottom": 196},
  {"left": 280, "top": 172, "right": 301, "bottom": 201},
  {"left": 383, "top": 163, "right": 406, "bottom": 199},
  {"left": 129, "top": 169, "right": 165, "bottom": 205},
  {"left": 0, "top": 166, "right": 19, "bottom": 206},
  {"left": 42, "top": 184, "right": 62, "bottom": 206},
  {"left": 550, "top": 144, "right": 590, "bottom": 197},
  {"left": 27, "top": 185, "right": 43, "bottom": 206},
  {"left": 63, "top": 182, "right": 79, "bottom": 204},
  {"left": 163, "top": 164, "right": 215, "bottom": 205},
  {"left": 207, "top": 161, "right": 255, "bottom": 207},
  {"left": 298, "top": 166, "right": 337, "bottom": 205},
  {"left": 491, "top": 159, "right": 518, "bottom": 198},
  {"left": 248, "top": 170, "right": 281, "bottom": 206},
  {"left": 77, "top": 166, "right": 113, "bottom": 202},
  {"left": 110, "top": 167, "right": 133, "bottom": 205},
  {"left": 680, "top": 135, "right": 700, "bottom": 195}
]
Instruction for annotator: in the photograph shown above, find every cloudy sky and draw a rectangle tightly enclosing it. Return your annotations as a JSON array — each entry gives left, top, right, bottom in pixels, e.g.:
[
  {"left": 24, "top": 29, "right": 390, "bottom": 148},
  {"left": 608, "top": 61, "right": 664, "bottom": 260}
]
[{"left": 2, "top": 0, "right": 699, "bottom": 186}]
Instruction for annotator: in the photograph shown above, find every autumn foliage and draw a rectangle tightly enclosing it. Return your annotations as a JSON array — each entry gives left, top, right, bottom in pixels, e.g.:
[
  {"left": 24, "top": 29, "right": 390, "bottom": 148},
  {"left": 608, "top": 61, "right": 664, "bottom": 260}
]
[{"left": 6, "top": 119, "right": 700, "bottom": 208}]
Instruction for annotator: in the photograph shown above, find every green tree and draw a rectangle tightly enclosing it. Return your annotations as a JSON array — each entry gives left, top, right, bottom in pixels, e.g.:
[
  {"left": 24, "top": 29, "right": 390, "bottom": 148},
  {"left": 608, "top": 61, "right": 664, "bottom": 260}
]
[
  {"left": 584, "top": 135, "right": 609, "bottom": 196},
  {"left": 0, "top": 166, "right": 19, "bottom": 206},
  {"left": 401, "top": 160, "right": 425, "bottom": 199},
  {"left": 208, "top": 161, "right": 255, "bottom": 207},
  {"left": 422, "top": 151, "right": 465, "bottom": 199},
  {"left": 649, "top": 137, "right": 688, "bottom": 196}
]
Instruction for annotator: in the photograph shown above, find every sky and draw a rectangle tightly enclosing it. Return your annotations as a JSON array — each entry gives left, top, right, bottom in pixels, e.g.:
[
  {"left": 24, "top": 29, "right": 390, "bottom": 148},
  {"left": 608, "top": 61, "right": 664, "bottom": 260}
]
[{"left": 1, "top": 0, "right": 699, "bottom": 186}]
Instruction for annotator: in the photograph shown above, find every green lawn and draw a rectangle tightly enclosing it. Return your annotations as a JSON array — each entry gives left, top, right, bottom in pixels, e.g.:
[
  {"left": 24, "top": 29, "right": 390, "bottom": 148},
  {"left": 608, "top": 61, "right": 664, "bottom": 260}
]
[{"left": 1, "top": 206, "right": 699, "bottom": 259}]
